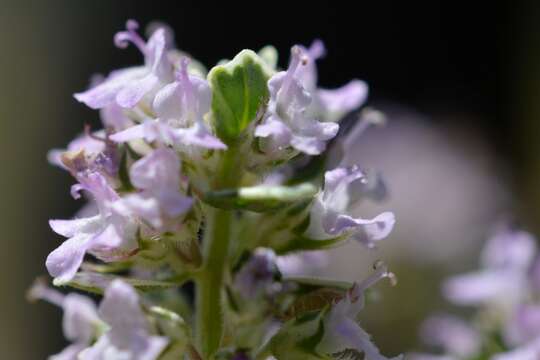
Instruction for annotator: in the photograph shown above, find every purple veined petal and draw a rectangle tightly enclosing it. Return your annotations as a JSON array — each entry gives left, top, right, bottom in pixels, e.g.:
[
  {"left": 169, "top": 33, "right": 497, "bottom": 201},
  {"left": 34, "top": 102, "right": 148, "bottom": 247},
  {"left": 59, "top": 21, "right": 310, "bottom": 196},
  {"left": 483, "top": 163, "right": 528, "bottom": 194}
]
[
  {"left": 110, "top": 120, "right": 168, "bottom": 144},
  {"left": 96, "top": 280, "right": 168, "bottom": 359},
  {"left": 116, "top": 73, "right": 159, "bottom": 108},
  {"left": 74, "top": 67, "right": 147, "bottom": 110},
  {"left": 300, "top": 40, "right": 326, "bottom": 90},
  {"left": 90, "top": 223, "right": 126, "bottom": 252},
  {"left": 114, "top": 193, "right": 162, "bottom": 229},
  {"left": 109, "top": 122, "right": 147, "bottom": 143},
  {"left": 129, "top": 147, "right": 180, "bottom": 191},
  {"left": 442, "top": 269, "right": 525, "bottom": 305},
  {"left": 49, "top": 217, "right": 101, "bottom": 238},
  {"left": 420, "top": 315, "right": 481, "bottom": 357},
  {"left": 145, "top": 21, "right": 176, "bottom": 49},
  {"left": 46, "top": 234, "right": 96, "bottom": 284},
  {"left": 49, "top": 343, "right": 88, "bottom": 360},
  {"left": 100, "top": 103, "right": 133, "bottom": 131},
  {"left": 190, "top": 75, "right": 212, "bottom": 115},
  {"left": 292, "top": 118, "right": 338, "bottom": 141},
  {"left": 153, "top": 81, "right": 183, "bottom": 120},
  {"left": 157, "top": 190, "right": 193, "bottom": 218},
  {"left": 267, "top": 71, "right": 287, "bottom": 99},
  {"left": 146, "top": 28, "right": 173, "bottom": 82},
  {"left": 99, "top": 280, "right": 149, "bottom": 349},
  {"left": 290, "top": 134, "right": 328, "bottom": 155},
  {"left": 255, "top": 116, "right": 292, "bottom": 142},
  {"left": 62, "top": 294, "right": 100, "bottom": 344},
  {"left": 323, "top": 166, "right": 364, "bottom": 203},
  {"left": 288, "top": 116, "right": 338, "bottom": 155},
  {"left": 317, "top": 80, "right": 369, "bottom": 120},
  {"left": 350, "top": 212, "right": 396, "bottom": 247},
  {"left": 174, "top": 121, "right": 227, "bottom": 150},
  {"left": 76, "top": 172, "right": 120, "bottom": 214}
]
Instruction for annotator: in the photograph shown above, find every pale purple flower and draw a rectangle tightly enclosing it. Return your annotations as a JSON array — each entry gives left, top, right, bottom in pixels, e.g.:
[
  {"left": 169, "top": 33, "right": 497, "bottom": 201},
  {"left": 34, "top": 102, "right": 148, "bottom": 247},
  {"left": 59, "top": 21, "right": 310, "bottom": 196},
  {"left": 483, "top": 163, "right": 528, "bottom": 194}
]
[
  {"left": 49, "top": 100, "right": 131, "bottom": 174},
  {"left": 47, "top": 171, "right": 138, "bottom": 284},
  {"left": 113, "top": 148, "right": 192, "bottom": 231},
  {"left": 111, "top": 58, "right": 226, "bottom": 151},
  {"left": 443, "top": 227, "right": 537, "bottom": 306},
  {"left": 317, "top": 262, "right": 403, "bottom": 360},
  {"left": 47, "top": 132, "right": 106, "bottom": 170},
  {"left": 420, "top": 315, "right": 481, "bottom": 358},
  {"left": 275, "top": 251, "right": 328, "bottom": 276},
  {"left": 234, "top": 248, "right": 278, "bottom": 299},
  {"left": 297, "top": 40, "right": 369, "bottom": 122},
  {"left": 306, "top": 167, "right": 395, "bottom": 247},
  {"left": 74, "top": 20, "right": 174, "bottom": 109},
  {"left": 504, "top": 304, "right": 540, "bottom": 346},
  {"left": 255, "top": 46, "right": 339, "bottom": 156},
  {"left": 100, "top": 102, "right": 134, "bottom": 131},
  {"left": 28, "top": 281, "right": 103, "bottom": 360},
  {"left": 80, "top": 280, "right": 168, "bottom": 360}
]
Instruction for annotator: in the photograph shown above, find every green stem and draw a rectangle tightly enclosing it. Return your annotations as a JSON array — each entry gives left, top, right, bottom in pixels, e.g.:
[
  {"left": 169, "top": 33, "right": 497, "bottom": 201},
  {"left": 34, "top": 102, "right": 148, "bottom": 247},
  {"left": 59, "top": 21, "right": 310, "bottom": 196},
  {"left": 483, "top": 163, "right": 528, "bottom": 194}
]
[
  {"left": 196, "top": 207, "right": 232, "bottom": 358},
  {"left": 195, "top": 146, "right": 240, "bottom": 358}
]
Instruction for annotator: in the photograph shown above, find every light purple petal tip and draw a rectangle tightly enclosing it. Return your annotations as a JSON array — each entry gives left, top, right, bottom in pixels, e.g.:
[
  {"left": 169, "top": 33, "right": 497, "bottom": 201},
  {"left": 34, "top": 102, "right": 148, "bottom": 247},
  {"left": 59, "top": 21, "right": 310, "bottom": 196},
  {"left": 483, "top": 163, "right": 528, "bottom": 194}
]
[{"left": 318, "top": 80, "right": 369, "bottom": 116}]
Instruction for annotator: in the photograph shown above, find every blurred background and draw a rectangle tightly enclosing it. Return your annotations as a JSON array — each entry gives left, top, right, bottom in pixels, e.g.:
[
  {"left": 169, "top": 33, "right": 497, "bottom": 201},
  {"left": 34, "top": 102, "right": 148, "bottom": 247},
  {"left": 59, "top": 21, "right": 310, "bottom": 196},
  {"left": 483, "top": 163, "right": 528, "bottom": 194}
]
[{"left": 0, "top": 0, "right": 523, "bottom": 358}]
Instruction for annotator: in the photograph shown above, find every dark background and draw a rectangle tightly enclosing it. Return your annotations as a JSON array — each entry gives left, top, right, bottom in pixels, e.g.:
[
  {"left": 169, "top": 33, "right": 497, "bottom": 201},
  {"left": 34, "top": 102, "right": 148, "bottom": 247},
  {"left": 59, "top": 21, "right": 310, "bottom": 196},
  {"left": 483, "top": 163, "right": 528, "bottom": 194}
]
[{"left": 0, "top": 1, "right": 520, "bottom": 358}]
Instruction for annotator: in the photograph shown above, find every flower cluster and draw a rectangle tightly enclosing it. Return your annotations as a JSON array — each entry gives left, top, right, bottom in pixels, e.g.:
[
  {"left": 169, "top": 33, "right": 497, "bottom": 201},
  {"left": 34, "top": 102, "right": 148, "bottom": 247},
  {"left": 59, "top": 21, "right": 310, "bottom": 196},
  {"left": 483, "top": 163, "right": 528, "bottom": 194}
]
[
  {"left": 34, "top": 20, "right": 402, "bottom": 360},
  {"left": 411, "top": 225, "right": 540, "bottom": 360}
]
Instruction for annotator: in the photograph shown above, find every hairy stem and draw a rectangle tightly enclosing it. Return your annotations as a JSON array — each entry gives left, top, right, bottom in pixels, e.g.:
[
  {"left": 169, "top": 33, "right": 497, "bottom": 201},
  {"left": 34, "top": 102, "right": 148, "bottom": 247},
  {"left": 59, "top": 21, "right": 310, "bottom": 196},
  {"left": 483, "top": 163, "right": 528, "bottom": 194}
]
[{"left": 196, "top": 146, "right": 240, "bottom": 358}]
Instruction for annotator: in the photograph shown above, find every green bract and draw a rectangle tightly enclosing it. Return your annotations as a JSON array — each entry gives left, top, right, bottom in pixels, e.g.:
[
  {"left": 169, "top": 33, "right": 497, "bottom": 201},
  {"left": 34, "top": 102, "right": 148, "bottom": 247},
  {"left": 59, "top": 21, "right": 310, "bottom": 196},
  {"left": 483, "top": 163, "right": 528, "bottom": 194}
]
[
  {"left": 208, "top": 50, "right": 273, "bottom": 144},
  {"left": 203, "top": 183, "right": 317, "bottom": 212}
]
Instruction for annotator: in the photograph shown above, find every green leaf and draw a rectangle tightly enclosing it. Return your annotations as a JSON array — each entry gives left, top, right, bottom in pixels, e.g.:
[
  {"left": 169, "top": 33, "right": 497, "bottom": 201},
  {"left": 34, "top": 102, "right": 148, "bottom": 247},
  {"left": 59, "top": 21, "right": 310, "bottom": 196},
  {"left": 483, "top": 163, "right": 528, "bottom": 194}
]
[
  {"left": 208, "top": 49, "right": 272, "bottom": 144},
  {"left": 55, "top": 272, "right": 179, "bottom": 294},
  {"left": 202, "top": 183, "right": 317, "bottom": 212},
  {"left": 298, "top": 318, "right": 325, "bottom": 355}
]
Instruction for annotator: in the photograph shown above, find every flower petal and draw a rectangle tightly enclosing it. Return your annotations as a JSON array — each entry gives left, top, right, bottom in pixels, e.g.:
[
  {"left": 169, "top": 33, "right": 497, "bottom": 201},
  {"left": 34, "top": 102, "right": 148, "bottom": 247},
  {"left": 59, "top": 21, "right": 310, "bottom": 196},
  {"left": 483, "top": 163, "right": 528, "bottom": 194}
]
[
  {"left": 317, "top": 80, "right": 368, "bottom": 122},
  {"left": 116, "top": 73, "right": 159, "bottom": 108},
  {"left": 46, "top": 234, "right": 95, "bottom": 284},
  {"left": 74, "top": 67, "right": 147, "bottom": 109}
]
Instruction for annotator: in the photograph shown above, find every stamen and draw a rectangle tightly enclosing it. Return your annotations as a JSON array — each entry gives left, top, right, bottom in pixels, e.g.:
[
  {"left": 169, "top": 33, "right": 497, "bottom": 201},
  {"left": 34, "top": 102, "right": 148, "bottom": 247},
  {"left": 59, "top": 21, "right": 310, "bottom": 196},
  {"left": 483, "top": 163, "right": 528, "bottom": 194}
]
[
  {"left": 27, "top": 277, "right": 65, "bottom": 307},
  {"left": 343, "top": 107, "right": 387, "bottom": 153},
  {"left": 349, "top": 260, "right": 397, "bottom": 301},
  {"left": 114, "top": 19, "right": 147, "bottom": 55}
]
